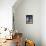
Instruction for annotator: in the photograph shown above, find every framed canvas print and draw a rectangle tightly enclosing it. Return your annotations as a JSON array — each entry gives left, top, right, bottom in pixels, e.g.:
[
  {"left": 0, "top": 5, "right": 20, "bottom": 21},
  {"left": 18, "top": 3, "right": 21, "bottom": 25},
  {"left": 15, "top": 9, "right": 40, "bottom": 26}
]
[{"left": 26, "top": 15, "right": 33, "bottom": 24}]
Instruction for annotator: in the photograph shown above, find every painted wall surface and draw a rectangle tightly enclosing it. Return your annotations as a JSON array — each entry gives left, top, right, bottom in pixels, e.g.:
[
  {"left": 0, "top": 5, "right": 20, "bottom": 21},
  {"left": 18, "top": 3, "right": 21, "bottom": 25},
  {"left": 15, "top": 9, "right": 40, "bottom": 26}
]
[
  {"left": 13, "top": 0, "right": 41, "bottom": 46},
  {"left": 41, "top": 0, "right": 46, "bottom": 46}
]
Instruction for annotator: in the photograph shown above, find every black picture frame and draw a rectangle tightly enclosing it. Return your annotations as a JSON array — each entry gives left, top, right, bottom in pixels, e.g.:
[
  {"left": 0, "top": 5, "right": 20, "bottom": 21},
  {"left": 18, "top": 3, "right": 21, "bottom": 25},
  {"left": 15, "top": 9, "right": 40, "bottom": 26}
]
[{"left": 26, "top": 15, "right": 33, "bottom": 24}]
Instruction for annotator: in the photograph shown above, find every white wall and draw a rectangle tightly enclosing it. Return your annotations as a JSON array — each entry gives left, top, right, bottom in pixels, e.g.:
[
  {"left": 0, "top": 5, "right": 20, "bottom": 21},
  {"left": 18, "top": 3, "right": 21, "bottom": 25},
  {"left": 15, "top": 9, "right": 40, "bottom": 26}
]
[
  {"left": 13, "top": 0, "right": 41, "bottom": 46},
  {"left": 0, "top": 0, "right": 16, "bottom": 30},
  {"left": 41, "top": 0, "right": 46, "bottom": 46}
]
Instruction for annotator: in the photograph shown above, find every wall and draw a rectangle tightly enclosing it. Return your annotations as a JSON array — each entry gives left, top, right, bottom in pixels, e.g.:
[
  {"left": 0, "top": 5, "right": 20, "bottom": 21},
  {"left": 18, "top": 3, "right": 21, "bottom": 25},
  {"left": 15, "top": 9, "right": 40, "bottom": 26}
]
[
  {"left": 13, "top": 0, "right": 41, "bottom": 46},
  {"left": 0, "top": 0, "right": 16, "bottom": 30},
  {"left": 41, "top": 0, "right": 46, "bottom": 46}
]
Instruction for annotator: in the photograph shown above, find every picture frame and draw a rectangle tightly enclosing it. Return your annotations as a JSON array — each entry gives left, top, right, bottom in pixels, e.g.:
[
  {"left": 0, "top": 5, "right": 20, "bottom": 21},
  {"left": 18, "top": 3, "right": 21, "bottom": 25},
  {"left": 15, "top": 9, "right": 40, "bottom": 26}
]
[{"left": 26, "top": 15, "right": 33, "bottom": 24}]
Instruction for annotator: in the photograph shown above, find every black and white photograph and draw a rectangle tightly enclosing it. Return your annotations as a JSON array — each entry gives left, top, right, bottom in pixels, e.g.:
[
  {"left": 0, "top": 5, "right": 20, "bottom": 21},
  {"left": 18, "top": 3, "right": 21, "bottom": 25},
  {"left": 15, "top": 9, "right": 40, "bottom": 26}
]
[{"left": 26, "top": 15, "right": 33, "bottom": 24}]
